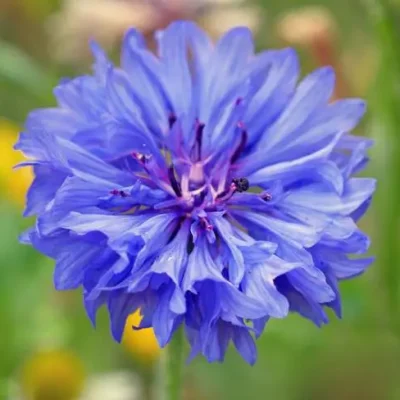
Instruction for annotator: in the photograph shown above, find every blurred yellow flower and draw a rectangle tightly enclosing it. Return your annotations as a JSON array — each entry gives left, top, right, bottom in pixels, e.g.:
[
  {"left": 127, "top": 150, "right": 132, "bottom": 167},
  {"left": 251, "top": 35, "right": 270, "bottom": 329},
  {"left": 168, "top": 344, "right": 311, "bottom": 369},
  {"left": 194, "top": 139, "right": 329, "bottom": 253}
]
[
  {"left": 122, "top": 311, "right": 160, "bottom": 363},
  {"left": 21, "top": 349, "right": 85, "bottom": 400},
  {"left": 0, "top": 119, "right": 32, "bottom": 207}
]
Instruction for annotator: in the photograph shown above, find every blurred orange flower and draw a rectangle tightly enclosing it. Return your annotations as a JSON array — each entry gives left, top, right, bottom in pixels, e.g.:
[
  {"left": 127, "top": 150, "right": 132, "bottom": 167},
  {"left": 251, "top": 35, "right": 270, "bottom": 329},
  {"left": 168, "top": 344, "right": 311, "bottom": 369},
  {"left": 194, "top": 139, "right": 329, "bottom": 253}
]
[
  {"left": 122, "top": 310, "right": 160, "bottom": 363},
  {"left": 0, "top": 119, "right": 32, "bottom": 207}
]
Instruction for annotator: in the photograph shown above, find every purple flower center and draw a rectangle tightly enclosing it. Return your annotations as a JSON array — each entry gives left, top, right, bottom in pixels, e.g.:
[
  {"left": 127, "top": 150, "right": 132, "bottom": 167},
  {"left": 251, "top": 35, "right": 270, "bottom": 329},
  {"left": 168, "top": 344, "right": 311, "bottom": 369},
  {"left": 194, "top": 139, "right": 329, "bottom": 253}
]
[{"left": 127, "top": 113, "right": 260, "bottom": 218}]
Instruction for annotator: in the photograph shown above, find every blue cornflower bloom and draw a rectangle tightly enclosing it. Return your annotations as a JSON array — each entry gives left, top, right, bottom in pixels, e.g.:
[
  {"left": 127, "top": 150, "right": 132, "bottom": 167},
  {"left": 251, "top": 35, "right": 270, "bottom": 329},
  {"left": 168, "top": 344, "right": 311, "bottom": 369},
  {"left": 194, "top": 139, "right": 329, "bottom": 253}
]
[{"left": 15, "top": 21, "right": 375, "bottom": 365}]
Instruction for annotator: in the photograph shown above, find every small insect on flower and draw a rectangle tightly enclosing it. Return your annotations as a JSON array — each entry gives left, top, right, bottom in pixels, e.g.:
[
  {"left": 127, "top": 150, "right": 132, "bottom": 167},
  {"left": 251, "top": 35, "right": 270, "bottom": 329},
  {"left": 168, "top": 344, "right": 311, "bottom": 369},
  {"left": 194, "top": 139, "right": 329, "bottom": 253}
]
[
  {"left": 232, "top": 178, "right": 250, "bottom": 193},
  {"left": 15, "top": 21, "right": 375, "bottom": 365}
]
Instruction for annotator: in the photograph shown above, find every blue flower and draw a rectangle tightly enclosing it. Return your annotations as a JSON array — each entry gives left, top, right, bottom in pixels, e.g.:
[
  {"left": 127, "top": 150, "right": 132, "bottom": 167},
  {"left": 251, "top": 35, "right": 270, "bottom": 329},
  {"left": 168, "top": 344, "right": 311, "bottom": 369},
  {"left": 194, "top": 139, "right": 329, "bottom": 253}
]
[{"left": 15, "top": 21, "right": 375, "bottom": 365}]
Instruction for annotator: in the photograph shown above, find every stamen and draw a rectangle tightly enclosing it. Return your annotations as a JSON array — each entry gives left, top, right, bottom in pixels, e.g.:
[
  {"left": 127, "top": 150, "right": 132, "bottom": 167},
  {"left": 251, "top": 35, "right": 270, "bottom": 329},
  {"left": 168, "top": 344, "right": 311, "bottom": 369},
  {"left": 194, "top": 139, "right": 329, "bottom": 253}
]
[
  {"left": 216, "top": 182, "right": 237, "bottom": 201},
  {"left": 131, "top": 152, "right": 146, "bottom": 164},
  {"left": 230, "top": 129, "right": 248, "bottom": 165},
  {"left": 208, "top": 182, "right": 218, "bottom": 200},
  {"left": 193, "top": 187, "right": 208, "bottom": 207},
  {"left": 200, "top": 217, "right": 213, "bottom": 231},
  {"left": 181, "top": 174, "right": 190, "bottom": 197},
  {"left": 168, "top": 113, "right": 177, "bottom": 129},
  {"left": 168, "top": 165, "right": 182, "bottom": 197},
  {"left": 195, "top": 121, "right": 205, "bottom": 160},
  {"left": 189, "top": 162, "right": 205, "bottom": 185},
  {"left": 216, "top": 188, "right": 229, "bottom": 200},
  {"left": 235, "top": 97, "right": 243, "bottom": 106},
  {"left": 154, "top": 198, "right": 183, "bottom": 210},
  {"left": 110, "top": 189, "right": 128, "bottom": 197},
  {"left": 190, "top": 185, "right": 207, "bottom": 196},
  {"left": 262, "top": 193, "right": 272, "bottom": 201}
]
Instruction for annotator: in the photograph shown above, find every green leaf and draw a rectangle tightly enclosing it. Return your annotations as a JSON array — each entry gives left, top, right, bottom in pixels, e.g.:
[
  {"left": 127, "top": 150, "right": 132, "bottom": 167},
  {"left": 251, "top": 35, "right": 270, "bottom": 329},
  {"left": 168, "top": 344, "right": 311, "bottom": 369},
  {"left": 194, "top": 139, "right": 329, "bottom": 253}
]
[{"left": 0, "top": 39, "right": 55, "bottom": 102}]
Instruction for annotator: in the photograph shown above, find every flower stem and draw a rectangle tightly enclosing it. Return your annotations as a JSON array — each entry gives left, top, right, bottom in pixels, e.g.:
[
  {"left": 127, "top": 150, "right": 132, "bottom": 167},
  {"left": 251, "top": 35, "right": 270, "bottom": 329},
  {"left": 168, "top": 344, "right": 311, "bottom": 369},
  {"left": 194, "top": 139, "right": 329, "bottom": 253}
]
[{"left": 158, "top": 328, "right": 185, "bottom": 400}]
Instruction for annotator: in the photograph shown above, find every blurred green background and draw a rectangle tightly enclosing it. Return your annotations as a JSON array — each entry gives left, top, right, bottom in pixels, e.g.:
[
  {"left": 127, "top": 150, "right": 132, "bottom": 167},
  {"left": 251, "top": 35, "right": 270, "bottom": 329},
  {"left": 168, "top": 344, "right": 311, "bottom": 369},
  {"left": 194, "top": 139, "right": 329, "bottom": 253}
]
[{"left": 1, "top": 0, "right": 399, "bottom": 399}]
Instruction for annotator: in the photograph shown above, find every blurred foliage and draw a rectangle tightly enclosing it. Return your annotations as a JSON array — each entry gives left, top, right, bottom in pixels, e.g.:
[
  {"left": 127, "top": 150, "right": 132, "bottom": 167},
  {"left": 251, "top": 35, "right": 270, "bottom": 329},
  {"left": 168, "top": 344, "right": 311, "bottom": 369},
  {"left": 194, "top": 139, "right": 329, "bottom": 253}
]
[
  {"left": 364, "top": 0, "right": 400, "bottom": 336},
  {"left": 0, "top": 0, "right": 399, "bottom": 399}
]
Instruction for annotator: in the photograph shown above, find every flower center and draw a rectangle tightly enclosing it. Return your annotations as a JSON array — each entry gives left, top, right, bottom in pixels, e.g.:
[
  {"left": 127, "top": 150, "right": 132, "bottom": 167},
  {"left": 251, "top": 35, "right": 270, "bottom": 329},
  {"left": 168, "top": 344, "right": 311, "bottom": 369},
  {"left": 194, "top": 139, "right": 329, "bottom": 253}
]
[{"left": 123, "top": 116, "right": 271, "bottom": 217}]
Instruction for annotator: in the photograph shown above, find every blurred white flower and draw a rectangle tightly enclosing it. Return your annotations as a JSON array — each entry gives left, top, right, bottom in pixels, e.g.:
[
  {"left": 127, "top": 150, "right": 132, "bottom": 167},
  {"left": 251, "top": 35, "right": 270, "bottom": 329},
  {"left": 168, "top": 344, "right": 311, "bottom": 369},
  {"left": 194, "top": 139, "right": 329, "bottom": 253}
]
[
  {"left": 79, "top": 371, "right": 141, "bottom": 400},
  {"left": 47, "top": 0, "right": 263, "bottom": 64},
  {"left": 11, "top": 371, "right": 140, "bottom": 400}
]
